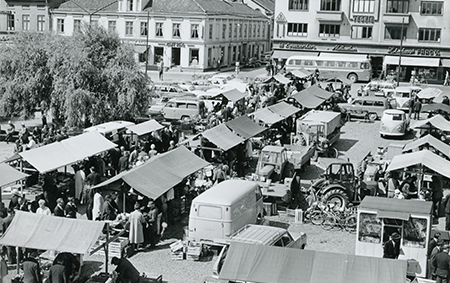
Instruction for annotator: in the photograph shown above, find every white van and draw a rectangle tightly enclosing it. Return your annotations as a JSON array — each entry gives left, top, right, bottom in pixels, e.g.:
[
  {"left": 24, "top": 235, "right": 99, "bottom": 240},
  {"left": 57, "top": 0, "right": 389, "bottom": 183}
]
[
  {"left": 161, "top": 98, "right": 202, "bottom": 120},
  {"left": 383, "top": 86, "right": 422, "bottom": 111},
  {"left": 188, "top": 180, "right": 264, "bottom": 243}
]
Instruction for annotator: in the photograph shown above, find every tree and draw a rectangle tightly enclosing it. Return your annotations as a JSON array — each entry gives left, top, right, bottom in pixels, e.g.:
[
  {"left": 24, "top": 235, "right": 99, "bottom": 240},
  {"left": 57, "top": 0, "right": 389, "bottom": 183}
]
[{"left": 0, "top": 25, "right": 151, "bottom": 127}]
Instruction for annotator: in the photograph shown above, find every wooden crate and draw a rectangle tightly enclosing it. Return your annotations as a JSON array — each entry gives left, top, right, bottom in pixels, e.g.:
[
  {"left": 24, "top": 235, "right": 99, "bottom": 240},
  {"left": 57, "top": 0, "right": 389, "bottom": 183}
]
[
  {"left": 91, "top": 237, "right": 129, "bottom": 258},
  {"left": 141, "top": 273, "right": 162, "bottom": 283}
]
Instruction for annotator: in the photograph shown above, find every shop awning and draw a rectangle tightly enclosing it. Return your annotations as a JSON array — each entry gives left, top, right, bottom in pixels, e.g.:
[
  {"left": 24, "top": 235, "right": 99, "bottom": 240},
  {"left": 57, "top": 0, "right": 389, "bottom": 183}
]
[
  {"left": 272, "top": 50, "right": 319, "bottom": 59},
  {"left": 411, "top": 114, "right": 450, "bottom": 131},
  {"left": 93, "top": 147, "right": 209, "bottom": 199},
  {"left": 225, "top": 116, "right": 267, "bottom": 139},
  {"left": 0, "top": 211, "right": 104, "bottom": 254},
  {"left": 442, "top": 59, "right": 450, "bottom": 68},
  {"left": 376, "top": 211, "right": 410, "bottom": 221},
  {"left": 0, "top": 163, "right": 29, "bottom": 188},
  {"left": 386, "top": 150, "right": 450, "bottom": 179},
  {"left": 202, "top": 123, "right": 245, "bottom": 151},
  {"left": 126, "top": 120, "right": 164, "bottom": 136},
  {"left": 384, "top": 56, "right": 440, "bottom": 67},
  {"left": 134, "top": 45, "right": 147, "bottom": 53},
  {"left": 84, "top": 121, "right": 135, "bottom": 135},
  {"left": 292, "top": 89, "right": 325, "bottom": 109},
  {"left": 19, "top": 132, "right": 117, "bottom": 173},
  {"left": 403, "top": 134, "right": 450, "bottom": 159},
  {"left": 251, "top": 108, "right": 285, "bottom": 125},
  {"left": 416, "top": 88, "right": 442, "bottom": 99},
  {"left": 307, "top": 85, "right": 334, "bottom": 100},
  {"left": 422, "top": 103, "right": 450, "bottom": 114},
  {"left": 268, "top": 101, "right": 301, "bottom": 118},
  {"left": 265, "top": 74, "right": 291, "bottom": 85},
  {"left": 219, "top": 242, "right": 407, "bottom": 283},
  {"left": 220, "top": 89, "right": 246, "bottom": 103},
  {"left": 360, "top": 196, "right": 432, "bottom": 216},
  {"left": 290, "top": 68, "right": 312, "bottom": 79}
]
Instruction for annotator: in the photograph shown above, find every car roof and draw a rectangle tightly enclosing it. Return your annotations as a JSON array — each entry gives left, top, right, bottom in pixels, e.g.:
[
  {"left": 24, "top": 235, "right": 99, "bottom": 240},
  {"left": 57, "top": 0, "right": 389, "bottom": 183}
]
[
  {"left": 193, "top": 180, "right": 258, "bottom": 206},
  {"left": 354, "top": 96, "right": 387, "bottom": 101},
  {"left": 230, "top": 225, "right": 287, "bottom": 245},
  {"left": 383, "top": 109, "right": 405, "bottom": 114}
]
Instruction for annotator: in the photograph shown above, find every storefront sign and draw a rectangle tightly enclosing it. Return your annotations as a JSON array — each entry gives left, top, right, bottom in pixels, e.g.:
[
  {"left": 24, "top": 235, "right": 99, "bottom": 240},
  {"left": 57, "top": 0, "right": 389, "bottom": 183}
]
[
  {"left": 333, "top": 44, "right": 358, "bottom": 52},
  {"left": 388, "top": 47, "right": 441, "bottom": 57},
  {"left": 278, "top": 42, "right": 316, "bottom": 50},
  {"left": 166, "top": 42, "right": 186, "bottom": 48},
  {"left": 351, "top": 15, "right": 375, "bottom": 24}
]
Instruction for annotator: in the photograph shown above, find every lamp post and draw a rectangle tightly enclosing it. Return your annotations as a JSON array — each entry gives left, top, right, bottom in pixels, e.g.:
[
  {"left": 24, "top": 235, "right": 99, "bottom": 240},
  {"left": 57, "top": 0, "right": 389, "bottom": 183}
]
[
  {"left": 396, "top": 17, "right": 405, "bottom": 86},
  {"left": 145, "top": 10, "right": 150, "bottom": 76}
]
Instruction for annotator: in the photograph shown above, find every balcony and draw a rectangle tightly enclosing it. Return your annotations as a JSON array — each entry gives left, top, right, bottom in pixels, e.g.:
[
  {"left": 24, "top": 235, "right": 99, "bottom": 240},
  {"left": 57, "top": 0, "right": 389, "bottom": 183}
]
[
  {"left": 316, "top": 10, "right": 343, "bottom": 22},
  {"left": 383, "top": 14, "right": 410, "bottom": 24}
]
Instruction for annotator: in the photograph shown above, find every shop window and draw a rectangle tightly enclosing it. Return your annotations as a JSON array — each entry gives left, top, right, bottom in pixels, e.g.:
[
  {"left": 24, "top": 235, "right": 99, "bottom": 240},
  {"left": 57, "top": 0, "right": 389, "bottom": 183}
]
[
  {"left": 191, "top": 24, "right": 199, "bottom": 39},
  {"left": 352, "top": 26, "right": 373, "bottom": 39},
  {"left": 154, "top": 47, "right": 163, "bottom": 64},
  {"left": 418, "top": 28, "right": 441, "bottom": 42},
  {"left": 140, "top": 22, "right": 148, "bottom": 37},
  {"left": 138, "top": 48, "right": 148, "bottom": 63},
  {"left": 172, "top": 23, "right": 181, "bottom": 38},
  {"left": 156, "top": 22, "right": 163, "bottom": 37},
  {"left": 289, "top": 0, "right": 308, "bottom": 11},
  {"left": 321, "top": 0, "right": 341, "bottom": 11},
  {"left": 421, "top": 1, "right": 443, "bottom": 15},
  {"left": 403, "top": 218, "right": 427, "bottom": 248},
  {"left": 386, "top": 0, "right": 409, "bottom": 13},
  {"left": 353, "top": 0, "right": 375, "bottom": 13},
  {"left": 287, "top": 23, "right": 308, "bottom": 37},
  {"left": 384, "top": 26, "right": 407, "bottom": 40},
  {"left": 319, "top": 24, "right": 340, "bottom": 38},
  {"left": 7, "top": 14, "right": 14, "bottom": 31},
  {"left": 358, "top": 213, "right": 381, "bottom": 243}
]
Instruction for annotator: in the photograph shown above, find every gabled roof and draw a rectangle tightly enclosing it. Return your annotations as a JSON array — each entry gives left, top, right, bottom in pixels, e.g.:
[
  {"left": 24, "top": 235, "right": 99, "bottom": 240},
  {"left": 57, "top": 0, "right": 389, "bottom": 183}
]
[
  {"left": 249, "top": 0, "right": 274, "bottom": 14},
  {"left": 57, "top": 0, "right": 118, "bottom": 13}
]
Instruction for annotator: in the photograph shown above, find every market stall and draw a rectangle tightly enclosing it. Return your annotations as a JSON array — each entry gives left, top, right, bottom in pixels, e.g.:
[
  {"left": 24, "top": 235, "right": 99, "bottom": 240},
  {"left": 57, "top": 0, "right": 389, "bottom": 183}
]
[
  {"left": 219, "top": 242, "right": 408, "bottom": 283},
  {"left": 403, "top": 134, "right": 450, "bottom": 160},
  {"left": 264, "top": 74, "right": 291, "bottom": 85},
  {"left": 291, "top": 86, "right": 331, "bottom": 109},
  {"left": 0, "top": 163, "right": 29, "bottom": 203},
  {"left": 356, "top": 197, "right": 432, "bottom": 278},
  {"left": 225, "top": 116, "right": 267, "bottom": 139}
]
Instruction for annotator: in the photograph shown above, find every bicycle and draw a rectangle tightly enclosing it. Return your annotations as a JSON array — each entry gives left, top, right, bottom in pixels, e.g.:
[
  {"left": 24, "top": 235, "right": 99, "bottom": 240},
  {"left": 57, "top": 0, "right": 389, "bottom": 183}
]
[
  {"left": 321, "top": 205, "right": 358, "bottom": 233},
  {"left": 306, "top": 201, "right": 331, "bottom": 226}
]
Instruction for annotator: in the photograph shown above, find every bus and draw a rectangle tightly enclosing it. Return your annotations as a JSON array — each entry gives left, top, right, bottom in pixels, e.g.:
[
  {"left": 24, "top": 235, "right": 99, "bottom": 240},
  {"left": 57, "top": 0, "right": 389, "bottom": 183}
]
[{"left": 285, "top": 53, "right": 372, "bottom": 83}]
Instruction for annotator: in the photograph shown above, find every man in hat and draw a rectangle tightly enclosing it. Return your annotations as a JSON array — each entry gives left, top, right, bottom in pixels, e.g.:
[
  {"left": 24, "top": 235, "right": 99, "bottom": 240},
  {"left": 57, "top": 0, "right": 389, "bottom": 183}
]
[
  {"left": 429, "top": 239, "right": 445, "bottom": 279},
  {"left": 432, "top": 245, "right": 450, "bottom": 283},
  {"left": 64, "top": 197, "right": 77, "bottom": 219},
  {"left": 53, "top": 198, "right": 65, "bottom": 217},
  {"left": 8, "top": 189, "right": 20, "bottom": 210},
  {"left": 128, "top": 203, "right": 145, "bottom": 252},
  {"left": 383, "top": 232, "right": 401, "bottom": 259},
  {"left": 144, "top": 200, "right": 159, "bottom": 249},
  {"left": 430, "top": 233, "right": 443, "bottom": 259}
]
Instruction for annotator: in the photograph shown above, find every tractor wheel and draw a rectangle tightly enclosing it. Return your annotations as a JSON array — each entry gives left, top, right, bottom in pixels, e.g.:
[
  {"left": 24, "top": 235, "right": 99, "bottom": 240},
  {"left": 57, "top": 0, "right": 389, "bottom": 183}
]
[
  {"left": 322, "top": 188, "right": 349, "bottom": 211},
  {"left": 326, "top": 147, "right": 339, "bottom": 158}
]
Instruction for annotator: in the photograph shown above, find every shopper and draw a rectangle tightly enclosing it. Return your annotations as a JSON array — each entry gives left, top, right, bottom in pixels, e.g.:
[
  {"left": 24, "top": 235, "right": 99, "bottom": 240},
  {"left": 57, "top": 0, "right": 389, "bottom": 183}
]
[
  {"left": 22, "top": 252, "right": 42, "bottom": 283},
  {"left": 111, "top": 257, "right": 140, "bottom": 283}
]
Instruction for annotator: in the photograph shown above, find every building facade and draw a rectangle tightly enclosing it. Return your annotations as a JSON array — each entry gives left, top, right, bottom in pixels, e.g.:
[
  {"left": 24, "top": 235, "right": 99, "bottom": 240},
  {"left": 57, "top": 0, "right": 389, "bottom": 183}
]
[
  {"left": 273, "top": 0, "right": 450, "bottom": 83},
  {"left": 51, "top": 0, "right": 269, "bottom": 71}
]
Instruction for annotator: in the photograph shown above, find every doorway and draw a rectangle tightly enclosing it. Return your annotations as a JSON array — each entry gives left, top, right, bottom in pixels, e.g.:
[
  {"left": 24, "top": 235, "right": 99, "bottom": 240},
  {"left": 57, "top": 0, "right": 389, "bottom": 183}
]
[{"left": 172, "top": 47, "right": 181, "bottom": 66}]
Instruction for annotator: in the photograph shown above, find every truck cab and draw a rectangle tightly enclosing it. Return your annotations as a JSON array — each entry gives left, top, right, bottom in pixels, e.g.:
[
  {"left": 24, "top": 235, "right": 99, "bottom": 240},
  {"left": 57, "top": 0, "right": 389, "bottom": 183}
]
[{"left": 256, "top": 146, "right": 287, "bottom": 182}]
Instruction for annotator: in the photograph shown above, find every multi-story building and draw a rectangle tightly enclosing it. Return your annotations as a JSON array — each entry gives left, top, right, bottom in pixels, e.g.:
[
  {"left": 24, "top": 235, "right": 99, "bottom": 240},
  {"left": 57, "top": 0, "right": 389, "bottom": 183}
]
[
  {"left": 51, "top": 0, "right": 269, "bottom": 71},
  {"left": 273, "top": 0, "right": 450, "bottom": 83}
]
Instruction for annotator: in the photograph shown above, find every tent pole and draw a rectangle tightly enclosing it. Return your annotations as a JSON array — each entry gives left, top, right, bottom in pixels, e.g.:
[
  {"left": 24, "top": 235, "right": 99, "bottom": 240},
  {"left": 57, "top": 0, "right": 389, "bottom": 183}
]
[
  {"left": 105, "top": 223, "right": 109, "bottom": 273},
  {"left": 123, "top": 191, "right": 126, "bottom": 213},
  {"left": 16, "top": 247, "right": 19, "bottom": 274}
]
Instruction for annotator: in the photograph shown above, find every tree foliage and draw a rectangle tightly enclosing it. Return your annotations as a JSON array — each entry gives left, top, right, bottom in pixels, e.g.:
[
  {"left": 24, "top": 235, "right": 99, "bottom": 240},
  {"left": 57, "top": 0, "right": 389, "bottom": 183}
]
[{"left": 0, "top": 26, "right": 151, "bottom": 127}]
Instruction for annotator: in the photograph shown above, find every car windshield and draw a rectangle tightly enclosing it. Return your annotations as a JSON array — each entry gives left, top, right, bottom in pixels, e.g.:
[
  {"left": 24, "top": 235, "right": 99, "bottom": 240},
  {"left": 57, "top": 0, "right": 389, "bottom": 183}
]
[{"left": 387, "top": 113, "right": 403, "bottom": 121}]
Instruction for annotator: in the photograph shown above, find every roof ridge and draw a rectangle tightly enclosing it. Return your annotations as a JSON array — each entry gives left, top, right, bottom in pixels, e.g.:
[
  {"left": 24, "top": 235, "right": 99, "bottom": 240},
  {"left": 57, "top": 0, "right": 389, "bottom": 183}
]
[{"left": 191, "top": 0, "right": 206, "bottom": 13}]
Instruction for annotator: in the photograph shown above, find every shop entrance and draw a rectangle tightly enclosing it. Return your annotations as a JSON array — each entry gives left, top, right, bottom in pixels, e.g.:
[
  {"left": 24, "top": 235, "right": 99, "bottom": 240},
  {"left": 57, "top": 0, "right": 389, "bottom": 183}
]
[
  {"left": 370, "top": 56, "right": 384, "bottom": 79},
  {"left": 172, "top": 47, "right": 181, "bottom": 66}
]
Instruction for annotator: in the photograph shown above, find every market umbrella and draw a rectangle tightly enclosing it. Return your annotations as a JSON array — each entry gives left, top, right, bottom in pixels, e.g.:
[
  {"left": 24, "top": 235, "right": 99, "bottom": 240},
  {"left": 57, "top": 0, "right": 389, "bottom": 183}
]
[
  {"left": 416, "top": 88, "right": 443, "bottom": 99},
  {"left": 326, "top": 75, "right": 353, "bottom": 85}
]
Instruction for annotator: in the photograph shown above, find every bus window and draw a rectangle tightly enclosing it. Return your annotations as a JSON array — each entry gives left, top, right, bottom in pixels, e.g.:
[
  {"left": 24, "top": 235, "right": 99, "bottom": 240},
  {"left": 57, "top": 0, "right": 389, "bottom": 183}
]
[
  {"left": 303, "top": 60, "right": 314, "bottom": 66},
  {"left": 347, "top": 62, "right": 359, "bottom": 68},
  {"left": 337, "top": 61, "right": 346, "bottom": 68},
  {"left": 295, "top": 59, "right": 302, "bottom": 65},
  {"left": 325, "top": 61, "right": 336, "bottom": 67},
  {"left": 288, "top": 59, "right": 295, "bottom": 65},
  {"left": 361, "top": 62, "right": 370, "bottom": 69},
  {"left": 316, "top": 60, "right": 324, "bottom": 66}
]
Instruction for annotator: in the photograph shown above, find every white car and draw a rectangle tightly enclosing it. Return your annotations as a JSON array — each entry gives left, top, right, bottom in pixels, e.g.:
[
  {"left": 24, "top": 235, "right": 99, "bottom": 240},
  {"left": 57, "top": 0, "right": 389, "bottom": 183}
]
[{"left": 380, "top": 109, "right": 409, "bottom": 137}]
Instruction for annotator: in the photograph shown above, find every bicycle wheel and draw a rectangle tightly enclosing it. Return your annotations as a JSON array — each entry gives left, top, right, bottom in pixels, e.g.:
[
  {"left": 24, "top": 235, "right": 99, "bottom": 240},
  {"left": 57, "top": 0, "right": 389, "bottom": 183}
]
[
  {"left": 345, "top": 215, "right": 357, "bottom": 233},
  {"left": 321, "top": 214, "right": 336, "bottom": 230},
  {"left": 310, "top": 211, "right": 324, "bottom": 225}
]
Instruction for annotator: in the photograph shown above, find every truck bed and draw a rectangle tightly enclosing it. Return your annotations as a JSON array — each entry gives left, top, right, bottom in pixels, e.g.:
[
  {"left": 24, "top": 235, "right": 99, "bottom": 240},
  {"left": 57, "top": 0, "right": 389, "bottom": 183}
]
[{"left": 283, "top": 144, "right": 315, "bottom": 169}]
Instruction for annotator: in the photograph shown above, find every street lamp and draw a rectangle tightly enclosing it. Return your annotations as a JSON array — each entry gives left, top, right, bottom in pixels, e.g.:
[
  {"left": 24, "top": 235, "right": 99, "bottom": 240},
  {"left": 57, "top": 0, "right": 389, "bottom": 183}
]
[{"left": 396, "top": 17, "right": 405, "bottom": 87}]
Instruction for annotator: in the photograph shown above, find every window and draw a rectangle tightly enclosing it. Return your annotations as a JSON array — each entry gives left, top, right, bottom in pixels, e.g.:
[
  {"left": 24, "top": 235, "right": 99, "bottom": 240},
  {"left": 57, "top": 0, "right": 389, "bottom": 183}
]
[
  {"left": 209, "top": 24, "right": 213, "bottom": 39},
  {"left": 261, "top": 24, "right": 265, "bottom": 38},
  {"left": 127, "top": 0, "right": 133, "bottom": 11},
  {"left": 244, "top": 23, "right": 247, "bottom": 38},
  {"left": 222, "top": 24, "right": 226, "bottom": 39},
  {"left": 190, "top": 48, "right": 199, "bottom": 65},
  {"left": 421, "top": 1, "right": 443, "bottom": 15},
  {"left": 229, "top": 23, "right": 232, "bottom": 38},
  {"left": 321, "top": 0, "right": 341, "bottom": 11},
  {"left": 234, "top": 23, "right": 237, "bottom": 38},
  {"left": 154, "top": 46, "right": 164, "bottom": 63},
  {"left": 384, "top": 26, "right": 407, "bottom": 39},
  {"left": 319, "top": 24, "right": 340, "bottom": 37},
  {"left": 249, "top": 24, "right": 252, "bottom": 38},
  {"left": 287, "top": 23, "right": 308, "bottom": 36},
  {"left": 386, "top": 0, "right": 409, "bottom": 13},
  {"left": 257, "top": 24, "right": 260, "bottom": 37},
  {"left": 253, "top": 24, "right": 256, "bottom": 37},
  {"left": 37, "top": 5, "right": 45, "bottom": 10},
  {"left": 191, "top": 24, "right": 199, "bottom": 38},
  {"left": 140, "top": 22, "right": 148, "bottom": 36},
  {"left": 358, "top": 213, "right": 381, "bottom": 243},
  {"left": 419, "top": 28, "right": 441, "bottom": 42},
  {"left": 352, "top": 26, "right": 373, "bottom": 38},
  {"left": 7, "top": 14, "right": 14, "bottom": 30},
  {"left": 403, "top": 218, "right": 427, "bottom": 248},
  {"left": 22, "top": 15, "right": 30, "bottom": 31},
  {"left": 37, "top": 15, "right": 45, "bottom": 32},
  {"left": 156, "top": 22, "right": 163, "bottom": 37},
  {"left": 57, "top": 18, "right": 64, "bottom": 33},
  {"left": 108, "top": 20, "right": 116, "bottom": 33},
  {"left": 125, "top": 21, "right": 133, "bottom": 36},
  {"left": 353, "top": 0, "right": 375, "bottom": 13},
  {"left": 289, "top": 0, "right": 308, "bottom": 10},
  {"left": 216, "top": 23, "right": 219, "bottom": 39},
  {"left": 239, "top": 23, "right": 243, "bottom": 38},
  {"left": 22, "top": 5, "right": 30, "bottom": 9},
  {"left": 172, "top": 23, "right": 180, "bottom": 38}
]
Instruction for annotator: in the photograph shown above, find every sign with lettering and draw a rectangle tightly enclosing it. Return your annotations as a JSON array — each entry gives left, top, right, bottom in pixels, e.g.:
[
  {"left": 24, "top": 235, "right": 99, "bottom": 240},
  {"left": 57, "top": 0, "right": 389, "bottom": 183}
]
[
  {"left": 166, "top": 42, "right": 185, "bottom": 48},
  {"left": 388, "top": 47, "right": 441, "bottom": 57},
  {"left": 333, "top": 44, "right": 358, "bottom": 52},
  {"left": 351, "top": 15, "right": 375, "bottom": 24},
  {"left": 278, "top": 42, "right": 316, "bottom": 50}
]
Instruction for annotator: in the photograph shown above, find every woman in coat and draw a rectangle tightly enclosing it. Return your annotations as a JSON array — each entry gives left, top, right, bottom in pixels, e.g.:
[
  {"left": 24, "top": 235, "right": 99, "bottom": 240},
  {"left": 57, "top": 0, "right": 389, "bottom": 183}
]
[{"left": 128, "top": 203, "right": 145, "bottom": 251}]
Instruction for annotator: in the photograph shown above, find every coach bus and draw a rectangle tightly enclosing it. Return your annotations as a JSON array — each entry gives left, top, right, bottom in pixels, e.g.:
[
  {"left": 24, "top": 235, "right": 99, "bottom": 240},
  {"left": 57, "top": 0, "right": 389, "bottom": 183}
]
[{"left": 285, "top": 54, "right": 372, "bottom": 83}]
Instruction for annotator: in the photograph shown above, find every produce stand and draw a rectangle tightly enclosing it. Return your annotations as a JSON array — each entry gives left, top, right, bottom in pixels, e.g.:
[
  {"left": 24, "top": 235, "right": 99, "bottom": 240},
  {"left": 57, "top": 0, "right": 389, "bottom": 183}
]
[{"left": 356, "top": 197, "right": 432, "bottom": 278}]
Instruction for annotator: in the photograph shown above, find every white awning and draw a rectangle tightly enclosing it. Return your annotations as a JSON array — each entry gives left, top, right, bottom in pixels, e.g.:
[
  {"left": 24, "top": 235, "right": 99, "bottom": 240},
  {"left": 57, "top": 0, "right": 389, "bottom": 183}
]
[
  {"left": 384, "top": 56, "right": 440, "bottom": 67},
  {"left": 272, "top": 50, "right": 318, "bottom": 59}
]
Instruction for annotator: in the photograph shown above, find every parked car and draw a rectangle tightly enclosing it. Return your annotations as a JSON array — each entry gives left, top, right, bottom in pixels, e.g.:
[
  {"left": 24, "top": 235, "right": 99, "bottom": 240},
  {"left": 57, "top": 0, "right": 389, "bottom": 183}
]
[
  {"left": 363, "top": 81, "right": 396, "bottom": 97},
  {"left": 379, "top": 109, "right": 409, "bottom": 137},
  {"left": 383, "top": 86, "right": 422, "bottom": 111},
  {"left": 337, "top": 96, "right": 391, "bottom": 121}
]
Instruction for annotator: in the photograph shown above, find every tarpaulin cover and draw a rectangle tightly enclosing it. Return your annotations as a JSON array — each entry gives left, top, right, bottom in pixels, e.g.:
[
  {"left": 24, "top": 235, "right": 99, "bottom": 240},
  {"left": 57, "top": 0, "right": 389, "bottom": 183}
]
[
  {"left": 219, "top": 242, "right": 407, "bottom": 283},
  {"left": 93, "top": 147, "right": 209, "bottom": 199},
  {"left": 307, "top": 85, "right": 334, "bottom": 100},
  {"left": 267, "top": 101, "right": 301, "bottom": 118},
  {"left": 83, "top": 121, "right": 135, "bottom": 134},
  {"left": 411, "top": 115, "right": 450, "bottom": 131},
  {"left": 326, "top": 75, "right": 353, "bottom": 85},
  {"left": 416, "top": 88, "right": 442, "bottom": 99},
  {"left": 360, "top": 196, "right": 432, "bottom": 216},
  {"left": 19, "top": 132, "right": 117, "bottom": 173},
  {"left": 251, "top": 108, "right": 285, "bottom": 125},
  {"left": 403, "top": 134, "right": 450, "bottom": 159},
  {"left": 264, "top": 74, "right": 291, "bottom": 85},
  {"left": 220, "top": 89, "right": 246, "bottom": 103},
  {"left": 126, "top": 120, "right": 164, "bottom": 136},
  {"left": 386, "top": 150, "right": 450, "bottom": 179},
  {"left": 290, "top": 68, "right": 312, "bottom": 79},
  {"left": 292, "top": 88, "right": 325, "bottom": 109},
  {"left": 0, "top": 211, "right": 104, "bottom": 254},
  {"left": 202, "top": 123, "right": 245, "bottom": 150},
  {"left": 0, "top": 163, "right": 28, "bottom": 187},
  {"left": 421, "top": 103, "right": 450, "bottom": 114},
  {"left": 225, "top": 116, "right": 266, "bottom": 139}
]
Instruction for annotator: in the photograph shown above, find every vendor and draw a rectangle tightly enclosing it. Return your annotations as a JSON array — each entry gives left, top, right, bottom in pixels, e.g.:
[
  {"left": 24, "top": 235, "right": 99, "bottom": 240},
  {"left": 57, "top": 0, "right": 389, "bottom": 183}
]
[{"left": 111, "top": 257, "right": 140, "bottom": 283}]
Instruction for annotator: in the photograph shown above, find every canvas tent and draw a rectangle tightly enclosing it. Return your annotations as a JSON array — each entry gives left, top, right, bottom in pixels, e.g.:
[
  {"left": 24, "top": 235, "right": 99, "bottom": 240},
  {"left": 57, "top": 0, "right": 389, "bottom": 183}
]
[
  {"left": 219, "top": 242, "right": 407, "bottom": 283},
  {"left": 411, "top": 114, "right": 450, "bottom": 132},
  {"left": 19, "top": 132, "right": 117, "bottom": 173},
  {"left": 403, "top": 134, "right": 450, "bottom": 160},
  {"left": 289, "top": 68, "right": 312, "bottom": 79},
  {"left": 93, "top": 146, "right": 209, "bottom": 200},
  {"left": 0, "top": 163, "right": 28, "bottom": 188},
  {"left": 225, "top": 116, "right": 266, "bottom": 139},
  {"left": 251, "top": 108, "right": 285, "bottom": 125},
  {"left": 291, "top": 85, "right": 333, "bottom": 109},
  {"left": 201, "top": 123, "right": 245, "bottom": 151},
  {"left": 0, "top": 211, "right": 104, "bottom": 254},
  {"left": 416, "top": 88, "right": 442, "bottom": 99},
  {"left": 264, "top": 74, "right": 291, "bottom": 85},
  {"left": 126, "top": 119, "right": 164, "bottom": 136},
  {"left": 386, "top": 150, "right": 450, "bottom": 179},
  {"left": 219, "top": 88, "right": 246, "bottom": 103},
  {"left": 326, "top": 75, "right": 353, "bottom": 85},
  {"left": 306, "top": 85, "right": 334, "bottom": 100},
  {"left": 267, "top": 101, "right": 301, "bottom": 118},
  {"left": 421, "top": 103, "right": 450, "bottom": 114}
]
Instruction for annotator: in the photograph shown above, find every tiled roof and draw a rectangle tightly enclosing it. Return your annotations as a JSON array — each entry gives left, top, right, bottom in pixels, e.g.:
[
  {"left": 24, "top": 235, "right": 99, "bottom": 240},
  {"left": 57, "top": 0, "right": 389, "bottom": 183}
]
[
  {"left": 57, "top": 0, "right": 118, "bottom": 13},
  {"left": 250, "top": 0, "right": 274, "bottom": 13}
]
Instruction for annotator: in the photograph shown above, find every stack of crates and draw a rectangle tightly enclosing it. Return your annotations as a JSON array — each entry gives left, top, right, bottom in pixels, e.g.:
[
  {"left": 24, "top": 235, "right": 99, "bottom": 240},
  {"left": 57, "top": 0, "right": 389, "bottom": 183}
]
[
  {"left": 91, "top": 237, "right": 129, "bottom": 258},
  {"left": 169, "top": 240, "right": 185, "bottom": 261},
  {"left": 186, "top": 241, "right": 202, "bottom": 261}
]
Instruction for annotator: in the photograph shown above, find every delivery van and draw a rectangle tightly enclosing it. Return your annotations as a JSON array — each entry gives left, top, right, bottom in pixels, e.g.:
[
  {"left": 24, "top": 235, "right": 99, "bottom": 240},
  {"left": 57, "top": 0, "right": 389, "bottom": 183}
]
[
  {"left": 161, "top": 98, "right": 202, "bottom": 120},
  {"left": 188, "top": 180, "right": 264, "bottom": 242}
]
